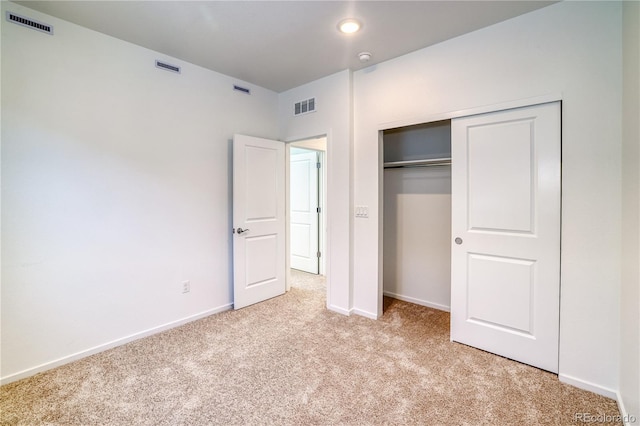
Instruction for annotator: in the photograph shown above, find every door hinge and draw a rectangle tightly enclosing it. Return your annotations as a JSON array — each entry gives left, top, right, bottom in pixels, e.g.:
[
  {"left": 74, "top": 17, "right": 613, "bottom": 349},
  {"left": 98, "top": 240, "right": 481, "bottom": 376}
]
[
  {"left": 317, "top": 162, "right": 321, "bottom": 169},
  {"left": 317, "top": 251, "right": 321, "bottom": 258},
  {"left": 316, "top": 207, "right": 321, "bottom": 213}
]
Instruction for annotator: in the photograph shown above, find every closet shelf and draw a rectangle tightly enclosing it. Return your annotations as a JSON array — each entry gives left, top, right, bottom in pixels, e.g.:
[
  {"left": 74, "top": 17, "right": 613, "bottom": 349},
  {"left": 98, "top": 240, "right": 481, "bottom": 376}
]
[{"left": 383, "top": 157, "right": 451, "bottom": 169}]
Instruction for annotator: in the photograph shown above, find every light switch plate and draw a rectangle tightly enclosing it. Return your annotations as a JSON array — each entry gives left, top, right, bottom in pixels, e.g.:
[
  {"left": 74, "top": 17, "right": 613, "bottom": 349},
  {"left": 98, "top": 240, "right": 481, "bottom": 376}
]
[{"left": 355, "top": 206, "right": 369, "bottom": 218}]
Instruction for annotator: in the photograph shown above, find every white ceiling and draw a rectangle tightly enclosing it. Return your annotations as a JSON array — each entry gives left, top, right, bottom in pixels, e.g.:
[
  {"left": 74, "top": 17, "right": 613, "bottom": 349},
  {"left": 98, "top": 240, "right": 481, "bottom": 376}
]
[{"left": 14, "top": 1, "right": 556, "bottom": 92}]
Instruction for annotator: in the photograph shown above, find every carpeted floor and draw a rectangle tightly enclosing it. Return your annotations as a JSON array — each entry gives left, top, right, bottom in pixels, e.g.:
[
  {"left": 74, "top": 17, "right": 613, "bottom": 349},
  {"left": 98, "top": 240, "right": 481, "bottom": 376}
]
[{"left": 0, "top": 270, "right": 622, "bottom": 425}]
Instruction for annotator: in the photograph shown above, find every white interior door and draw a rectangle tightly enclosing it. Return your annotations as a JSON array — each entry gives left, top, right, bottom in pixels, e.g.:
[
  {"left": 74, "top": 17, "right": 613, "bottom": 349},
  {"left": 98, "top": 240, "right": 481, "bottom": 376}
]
[
  {"left": 450, "top": 102, "right": 561, "bottom": 373},
  {"left": 233, "top": 134, "right": 286, "bottom": 309},
  {"left": 290, "top": 149, "right": 319, "bottom": 274}
]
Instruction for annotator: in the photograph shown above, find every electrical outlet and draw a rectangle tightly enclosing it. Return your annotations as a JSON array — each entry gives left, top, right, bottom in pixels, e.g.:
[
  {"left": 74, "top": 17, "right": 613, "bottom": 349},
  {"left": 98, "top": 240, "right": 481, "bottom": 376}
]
[{"left": 182, "top": 280, "right": 190, "bottom": 294}]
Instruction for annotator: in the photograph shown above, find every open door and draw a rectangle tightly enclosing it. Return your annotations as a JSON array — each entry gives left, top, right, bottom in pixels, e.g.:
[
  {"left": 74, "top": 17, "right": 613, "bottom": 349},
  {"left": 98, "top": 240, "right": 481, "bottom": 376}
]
[
  {"left": 233, "top": 134, "right": 286, "bottom": 309},
  {"left": 290, "top": 148, "right": 320, "bottom": 274},
  {"left": 450, "top": 102, "right": 561, "bottom": 373}
]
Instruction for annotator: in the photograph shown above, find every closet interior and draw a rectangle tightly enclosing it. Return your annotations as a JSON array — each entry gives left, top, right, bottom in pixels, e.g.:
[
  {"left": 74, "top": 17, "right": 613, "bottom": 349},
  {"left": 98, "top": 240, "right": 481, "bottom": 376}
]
[{"left": 382, "top": 120, "right": 452, "bottom": 312}]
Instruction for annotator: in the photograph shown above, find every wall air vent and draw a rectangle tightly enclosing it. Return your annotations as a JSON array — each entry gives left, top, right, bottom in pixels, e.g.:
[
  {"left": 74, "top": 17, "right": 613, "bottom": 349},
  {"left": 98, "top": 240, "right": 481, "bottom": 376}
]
[
  {"left": 6, "top": 11, "right": 53, "bottom": 35},
  {"left": 233, "top": 85, "right": 251, "bottom": 95},
  {"left": 155, "top": 60, "right": 181, "bottom": 74},
  {"left": 294, "top": 98, "right": 316, "bottom": 116}
]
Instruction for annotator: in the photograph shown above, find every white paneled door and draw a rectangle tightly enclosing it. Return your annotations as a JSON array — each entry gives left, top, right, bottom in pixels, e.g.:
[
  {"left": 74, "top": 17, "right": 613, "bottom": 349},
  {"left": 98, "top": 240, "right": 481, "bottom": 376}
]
[
  {"left": 290, "top": 149, "right": 320, "bottom": 274},
  {"left": 233, "top": 134, "right": 286, "bottom": 309},
  {"left": 451, "top": 102, "right": 561, "bottom": 373}
]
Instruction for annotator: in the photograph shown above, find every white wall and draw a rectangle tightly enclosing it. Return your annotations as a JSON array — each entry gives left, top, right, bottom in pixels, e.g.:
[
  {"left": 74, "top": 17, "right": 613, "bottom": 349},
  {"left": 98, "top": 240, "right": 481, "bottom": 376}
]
[
  {"left": 278, "top": 71, "right": 353, "bottom": 315},
  {"left": 1, "top": 3, "right": 278, "bottom": 382},
  {"left": 621, "top": 0, "right": 640, "bottom": 422},
  {"left": 290, "top": 137, "right": 327, "bottom": 152},
  {"left": 383, "top": 122, "right": 452, "bottom": 311},
  {"left": 352, "top": 1, "right": 622, "bottom": 397},
  {"left": 383, "top": 166, "right": 451, "bottom": 310}
]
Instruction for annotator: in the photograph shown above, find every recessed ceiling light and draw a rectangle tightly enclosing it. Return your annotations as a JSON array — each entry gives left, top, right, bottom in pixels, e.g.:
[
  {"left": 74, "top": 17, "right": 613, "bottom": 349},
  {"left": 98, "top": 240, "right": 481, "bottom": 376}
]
[{"left": 338, "top": 19, "right": 361, "bottom": 34}]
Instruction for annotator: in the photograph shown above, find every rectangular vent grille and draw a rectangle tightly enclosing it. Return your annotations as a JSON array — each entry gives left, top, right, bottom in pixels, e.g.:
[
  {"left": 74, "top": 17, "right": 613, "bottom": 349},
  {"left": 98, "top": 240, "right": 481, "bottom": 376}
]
[
  {"left": 6, "top": 11, "right": 53, "bottom": 34},
  {"left": 155, "top": 60, "right": 181, "bottom": 74},
  {"left": 294, "top": 98, "right": 316, "bottom": 116},
  {"left": 233, "top": 85, "right": 251, "bottom": 95}
]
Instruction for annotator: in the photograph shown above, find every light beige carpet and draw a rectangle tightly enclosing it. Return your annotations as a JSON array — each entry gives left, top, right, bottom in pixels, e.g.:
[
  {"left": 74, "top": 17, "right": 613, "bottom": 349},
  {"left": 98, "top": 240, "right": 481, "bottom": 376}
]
[{"left": 0, "top": 270, "right": 621, "bottom": 425}]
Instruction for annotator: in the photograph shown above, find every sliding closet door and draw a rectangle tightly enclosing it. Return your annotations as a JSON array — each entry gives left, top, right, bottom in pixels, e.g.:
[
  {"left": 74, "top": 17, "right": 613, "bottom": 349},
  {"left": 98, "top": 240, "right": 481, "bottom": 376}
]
[{"left": 450, "top": 102, "right": 561, "bottom": 373}]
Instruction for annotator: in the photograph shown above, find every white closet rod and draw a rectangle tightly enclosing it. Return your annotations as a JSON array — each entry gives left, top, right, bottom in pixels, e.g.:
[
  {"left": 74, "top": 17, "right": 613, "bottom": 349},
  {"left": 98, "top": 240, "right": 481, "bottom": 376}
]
[{"left": 383, "top": 157, "right": 452, "bottom": 169}]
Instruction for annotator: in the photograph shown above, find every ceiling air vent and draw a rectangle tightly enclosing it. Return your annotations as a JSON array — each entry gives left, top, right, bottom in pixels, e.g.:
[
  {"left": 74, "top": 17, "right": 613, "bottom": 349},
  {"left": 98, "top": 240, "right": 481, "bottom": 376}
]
[
  {"left": 294, "top": 98, "right": 316, "bottom": 116},
  {"left": 6, "top": 11, "right": 53, "bottom": 35},
  {"left": 155, "top": 60, "right": 181, "bottom": 74}
]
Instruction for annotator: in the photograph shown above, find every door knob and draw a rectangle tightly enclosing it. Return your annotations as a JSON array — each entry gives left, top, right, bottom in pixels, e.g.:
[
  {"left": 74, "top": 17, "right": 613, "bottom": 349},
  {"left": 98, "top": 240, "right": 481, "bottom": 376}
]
[
  {"left": 237, "top": 228, "right": 250, "bottom": 235},
  {"left": 455, "top": 237, "right": 463, "bottom": 245}
]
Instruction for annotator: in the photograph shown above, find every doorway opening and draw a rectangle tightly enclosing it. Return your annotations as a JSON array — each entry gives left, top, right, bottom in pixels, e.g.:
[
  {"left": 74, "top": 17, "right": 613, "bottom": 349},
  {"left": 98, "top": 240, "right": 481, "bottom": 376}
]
[{"left": 287, "top": 137, "right": 327, "bottom": 295}]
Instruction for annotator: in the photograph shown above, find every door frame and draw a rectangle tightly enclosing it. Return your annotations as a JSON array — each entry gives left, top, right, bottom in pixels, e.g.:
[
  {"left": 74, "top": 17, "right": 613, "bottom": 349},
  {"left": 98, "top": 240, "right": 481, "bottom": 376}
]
[{"left": 285, "top": 135, "right": 327, "bottom": 291}]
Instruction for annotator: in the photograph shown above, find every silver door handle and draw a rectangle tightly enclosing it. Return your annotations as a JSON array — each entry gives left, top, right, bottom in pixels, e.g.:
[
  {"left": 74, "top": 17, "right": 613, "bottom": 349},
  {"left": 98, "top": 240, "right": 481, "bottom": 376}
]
[{"left": 237, "top": 228, "right": 250, "bottom": 235}]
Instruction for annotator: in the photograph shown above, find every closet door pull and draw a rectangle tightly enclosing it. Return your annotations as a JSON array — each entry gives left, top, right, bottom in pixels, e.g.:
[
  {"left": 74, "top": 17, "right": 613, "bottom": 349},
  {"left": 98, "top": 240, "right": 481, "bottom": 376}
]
[{"left": 455, "top": 237, "right": 463, "bottom": 245}]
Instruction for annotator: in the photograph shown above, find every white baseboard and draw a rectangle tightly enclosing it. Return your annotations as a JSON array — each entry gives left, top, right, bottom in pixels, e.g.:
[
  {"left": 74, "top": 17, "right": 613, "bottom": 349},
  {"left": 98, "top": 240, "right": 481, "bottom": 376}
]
[
  {"left": 616, "top": 391, "right": 639, "bottom": 425},
  {"left": 383, "top": 291, "right": 450, "bottom": 312},
  {"left": 0, "top": 304, "right": 232, "bottom": 385},
  {"left": 351, "top": 308, "right": 379, "bottom": 320},
  {"left": 320, "top": 302, "right": 379, "bottom": 319},
  {"left": 559, "top": 373, "right": 618, "bottom": 400},
  {"left": 327, "top": 303, "right": 351, "bottom": 316},
  {"left": 557, "top": 375, "right": 639, "bottom": 424}
]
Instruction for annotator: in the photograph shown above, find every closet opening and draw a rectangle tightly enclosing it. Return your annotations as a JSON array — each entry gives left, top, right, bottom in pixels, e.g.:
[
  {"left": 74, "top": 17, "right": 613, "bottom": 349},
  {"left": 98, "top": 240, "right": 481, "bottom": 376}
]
[
  {"left": 382, "top": 119, "right": 452, "bottom": 313},
  {"left": 379, "top": 101, "right": 561, "bottom": 372}
]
